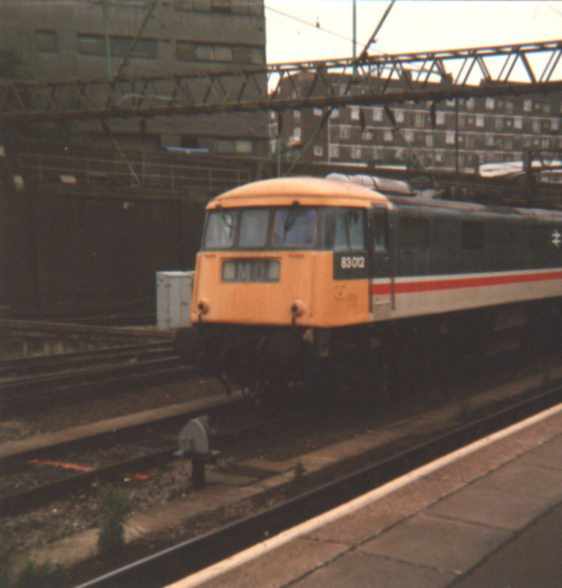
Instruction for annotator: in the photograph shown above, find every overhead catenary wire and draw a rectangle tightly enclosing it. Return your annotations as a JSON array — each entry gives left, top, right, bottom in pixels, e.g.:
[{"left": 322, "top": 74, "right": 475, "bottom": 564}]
[{"left": 264, "top": 4, "right": 361, "bottom": 45}]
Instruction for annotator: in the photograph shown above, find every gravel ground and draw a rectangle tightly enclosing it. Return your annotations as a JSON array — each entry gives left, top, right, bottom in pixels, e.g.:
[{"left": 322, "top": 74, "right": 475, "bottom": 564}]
[
  {"left": 0, "top": 376, "right": 225, "bottom": 443},
  {"left": 0, "top": 347, "right": 558, "bottom": 576}
]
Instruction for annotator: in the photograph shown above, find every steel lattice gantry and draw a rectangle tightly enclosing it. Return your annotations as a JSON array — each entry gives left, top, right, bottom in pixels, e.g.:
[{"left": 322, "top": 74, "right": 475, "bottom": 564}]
[{"left": 0, "top": 39, "right": 561, "bottom": 123}]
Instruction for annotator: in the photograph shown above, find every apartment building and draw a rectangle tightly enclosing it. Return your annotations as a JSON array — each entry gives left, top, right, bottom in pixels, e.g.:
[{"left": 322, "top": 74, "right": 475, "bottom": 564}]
[
  {"left": 271, "top": 74, "right": 561, "bottom": 176},
  {"left": 0, "top": 0, "right": 268, "bottom": 154}
]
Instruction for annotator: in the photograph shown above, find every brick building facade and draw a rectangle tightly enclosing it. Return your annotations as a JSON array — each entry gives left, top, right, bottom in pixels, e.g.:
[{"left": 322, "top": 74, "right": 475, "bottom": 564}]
[{"left": 271, "top": 74, "right": 561, "bottom": 177}]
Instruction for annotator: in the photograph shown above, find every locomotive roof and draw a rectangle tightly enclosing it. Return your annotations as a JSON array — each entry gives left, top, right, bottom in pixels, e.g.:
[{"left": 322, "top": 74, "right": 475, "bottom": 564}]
[
  {"left": 208, "top": 176, "right": 562, "bottom": 223},
  {"left": 208, "top": 177, "right": 389, "bottom": 209}
]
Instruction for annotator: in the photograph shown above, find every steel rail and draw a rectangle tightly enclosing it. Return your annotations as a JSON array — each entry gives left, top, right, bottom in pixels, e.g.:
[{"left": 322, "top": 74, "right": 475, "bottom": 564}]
[
  {"left": 0, "top": 395, "right": 245, "bottom": 518},
  {"left": 0, "top": 356, "right": 182, "bottom": 394},
  {"left": 0, "top": 39, "right": 560, "bottom": 122},
  {"left": 0, "top": 360, "right": 196, "bottom": 412},
  {"left": 76, "top": 384, "right": 561, "bottom": 588},
  {"left": 0, "top": 342, "right": 174, "bottom": 378}
]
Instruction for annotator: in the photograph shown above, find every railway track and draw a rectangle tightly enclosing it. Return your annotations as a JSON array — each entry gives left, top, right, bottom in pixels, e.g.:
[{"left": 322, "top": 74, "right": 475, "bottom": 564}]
[
  {"left": 2, "top": 347, "right": 560, "bottom": 582},
  {"left": 0, "top": 342, "right": 175, "bottom": 379},
  {"left": 0, "top": 392, "right": 246, "bottom": 518},
  {"left": 0, "top": 346, "right": 195, "bottom": 409},
  {"left": 75, "top": 382, "right": 562, "bottom": 588}
]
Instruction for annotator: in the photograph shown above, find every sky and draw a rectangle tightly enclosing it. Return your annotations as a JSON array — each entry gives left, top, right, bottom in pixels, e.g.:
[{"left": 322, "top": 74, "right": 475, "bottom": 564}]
[{"left": 264, "top": 1, "right": 562, "bottom": 63}]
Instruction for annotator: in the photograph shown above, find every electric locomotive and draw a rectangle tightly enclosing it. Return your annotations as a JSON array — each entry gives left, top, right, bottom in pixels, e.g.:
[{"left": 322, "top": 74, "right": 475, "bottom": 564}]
[{"left": 175, "top": 174, "right": 562, "bottom": 392}]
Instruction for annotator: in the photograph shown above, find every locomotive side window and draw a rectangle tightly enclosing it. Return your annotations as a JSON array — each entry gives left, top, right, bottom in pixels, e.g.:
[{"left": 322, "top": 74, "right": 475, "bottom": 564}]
[
  {"left": 272, "top": 208, "right": 318, "bottom": 248},
  {"left": 372, "top": 208, "right": 388, "bottom": 253},
  {"left": 239, "top": 209, "right": 269, "bottom": 248},
  {"left": 203, "top": 210, "right": 238, "bottom": 249},
  {"left": 349, "top": 210, "right": 365, "bottom": 250}
]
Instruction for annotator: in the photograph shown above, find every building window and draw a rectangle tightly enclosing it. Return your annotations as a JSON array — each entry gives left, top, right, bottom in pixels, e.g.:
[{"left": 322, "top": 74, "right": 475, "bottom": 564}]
[
  {"left": 404, "top": 130, "right": 414, "bottom": 143},
  {"left": 495, "top": 117, "right": 503, "bottom": 131},
  {"left": 330, "top": 108, "right": 340, "bottom": 119},
  {"left": 329, "top": 144, "right": 340, "bottom": 159},
  {"left": 485, "top": 134, "right": 494, "bottom": 147},
  {"left": 175, "top": 0, "right": 263, "bottom": 15},
  {"left": 351, "top": 145, "right": 362, "bottom": 160},
  {"left": 532, "top": 120, "right": 541, "bottom": 133},
  {"left": 215, "top": 139, "right": 253, "bottom": 154},
  {"left": 514, "top": 116, "right": 523, "bottom": 130},
  {"left": 340, "top": 126, "right": 351, "bottom": 140},
  {"left": 425, "top": 134, "right": 434, "bottom": 147},
  {"left": 248, "top": 47, "right": 265, "bottom": 64},
  {"left": 466, "top": 98, "right": 475, "bottom": 111},
  {"left": 293, "top": 110, "right": 301, "bottom": 122},
  {"left": 215, "top": 139, "right": 235, "bottom": 153},
  {"left": 395, "top": 109, "right": 404, "bottom": 123},
  {"left": 551, "top": 118, "right": 560, "bottom": 131},
  {"left": 361, "top": 129, "right": 373, "bottom": 141},
  {"left": 350, "top": 106, "right": 360, "bottom": 121},
  {"left": 78, "top": 35, "right": 105, "bottom": 56},
  {"left": 111, "top": 37, "right": 158, "bottom": 59},
  {"left": 313, "top": 145, "right": 324, "bottom": 157},
  {"left": 292, "top": 127, "right": 302, "bottom": 141},
  {"left": 196, "top": 44, "right": 232, "bottom": 61},
  {"left": 35, "top": 30, "right": 58, "bottom": 53},
  {"left": 383, "top": 129, "right": 393, "bottom": 142},
  {"left": 373, "top": 107, "right": 383, "bottom": 122},
  {"left": 436, "top": 111, "right": 445, "bottom": 126},
  {"left": 445, "top": 131, "right": 455, "bottom": 145},
  {"left": 505, "top": 100, "right": 514, "bottom": 113},
  {"left": 313, "top": 108, "right": 323, "bottom": 117},
  {"left": 485, "top": 98, "right": 495, "bottom": 110},
  {"left": 78, "top": 35, "right": 158, "bottom": 59},
  {"left": 414, "top": 112, "right": 425, "bottom": 128},
  {"left": 523, "top": 99, "right": 532, "bottom": 112},
  {"left": 475, "top": 115, "right": 485, "bottom": 128},
  {"left": 235, "top": 140, "right": 253, "bottom": 154}
]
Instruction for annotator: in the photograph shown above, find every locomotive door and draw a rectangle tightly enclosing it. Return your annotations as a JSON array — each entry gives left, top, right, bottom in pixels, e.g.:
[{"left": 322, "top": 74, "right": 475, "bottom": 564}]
[{"left": 369, "top": 206, "right": 394, "bottom": 320}]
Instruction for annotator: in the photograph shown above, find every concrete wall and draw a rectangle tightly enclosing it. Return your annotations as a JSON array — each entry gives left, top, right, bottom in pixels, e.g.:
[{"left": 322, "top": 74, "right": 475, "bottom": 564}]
[
  {"left": 0, "top": 176, "right": 8, "bottom": 309},
  {"left": 0, "top": 0, "right": 268, "bottom": 153}
]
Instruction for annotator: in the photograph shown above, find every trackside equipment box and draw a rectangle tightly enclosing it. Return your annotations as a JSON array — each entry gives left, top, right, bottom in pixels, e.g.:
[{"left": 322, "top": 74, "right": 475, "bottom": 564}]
[{"left": 156, "top": 271, "right": 194, "bottom": 330}]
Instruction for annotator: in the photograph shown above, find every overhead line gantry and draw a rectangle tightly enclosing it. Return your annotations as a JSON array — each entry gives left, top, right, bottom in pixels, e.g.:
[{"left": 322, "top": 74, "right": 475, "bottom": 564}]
[{"left": 0, "top": 39, "right": 560, "bottom": 123}]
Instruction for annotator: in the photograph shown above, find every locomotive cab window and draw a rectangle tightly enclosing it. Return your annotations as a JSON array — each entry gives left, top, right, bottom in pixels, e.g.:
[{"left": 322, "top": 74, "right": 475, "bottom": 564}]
[
  {"left": 272, "top": 208, "right": 318, "bottom": 248},
  {"left": 239, "top": 208, "right": 269, "bottom": 248},
  {"left": 322, "top": 208, "right": 366, "bottom": 251},
  {"left": 203, "top": 210, "right": 238, "bottom": 249}
]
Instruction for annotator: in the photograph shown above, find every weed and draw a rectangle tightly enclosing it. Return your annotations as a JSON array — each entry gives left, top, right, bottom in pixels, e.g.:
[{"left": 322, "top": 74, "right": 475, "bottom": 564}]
[{"left": 97, "top": 486, "right": 132, "bottom": 557}]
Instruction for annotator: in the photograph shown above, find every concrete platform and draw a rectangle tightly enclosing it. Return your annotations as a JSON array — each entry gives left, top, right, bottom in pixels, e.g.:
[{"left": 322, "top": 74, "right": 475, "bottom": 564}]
[{"left": 172, "top": 403, "right": 562, "bottom": 588}]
